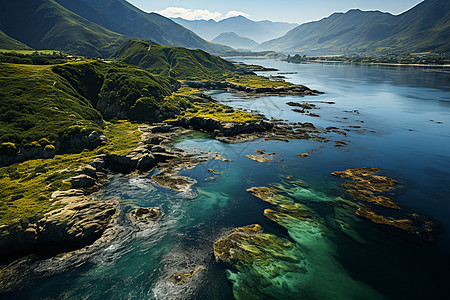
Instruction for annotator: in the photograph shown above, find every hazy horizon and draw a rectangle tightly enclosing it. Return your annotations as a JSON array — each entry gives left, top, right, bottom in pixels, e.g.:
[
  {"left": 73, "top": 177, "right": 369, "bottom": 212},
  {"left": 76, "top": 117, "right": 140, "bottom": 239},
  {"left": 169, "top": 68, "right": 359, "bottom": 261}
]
[{"left": 127, "top": 0, "right": 423, "bottom": 23}]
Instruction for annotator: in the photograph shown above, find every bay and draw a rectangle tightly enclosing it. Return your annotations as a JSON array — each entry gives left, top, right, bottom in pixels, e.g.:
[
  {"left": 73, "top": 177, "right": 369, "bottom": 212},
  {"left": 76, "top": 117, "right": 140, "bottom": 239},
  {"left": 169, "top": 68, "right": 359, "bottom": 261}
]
[{"left": 5, "top": 60, "right": 450, "bottom": 299}]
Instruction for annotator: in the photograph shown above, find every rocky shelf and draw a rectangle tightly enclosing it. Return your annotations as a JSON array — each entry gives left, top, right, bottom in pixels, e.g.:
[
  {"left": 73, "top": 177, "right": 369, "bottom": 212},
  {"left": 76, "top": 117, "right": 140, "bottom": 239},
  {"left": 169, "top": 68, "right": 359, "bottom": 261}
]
[{"left": 182, "top": 81, "right": 323, "bottom": 97}]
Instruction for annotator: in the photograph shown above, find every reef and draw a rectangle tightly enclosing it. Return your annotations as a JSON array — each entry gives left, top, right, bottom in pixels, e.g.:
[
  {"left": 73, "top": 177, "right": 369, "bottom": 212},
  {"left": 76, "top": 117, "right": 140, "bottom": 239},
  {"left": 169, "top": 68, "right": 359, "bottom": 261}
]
[
  {"left": 332, "top": 167, "right": 399, "bottom": 209},
  {"left": 170, "top": 266, "right": 206, "bottom": 285},
  {"left": 332, "top": 167, "right": 443, "bottom": 243},
  {"left": 216, "top": 182, "right": 384, "bottom": 299}
]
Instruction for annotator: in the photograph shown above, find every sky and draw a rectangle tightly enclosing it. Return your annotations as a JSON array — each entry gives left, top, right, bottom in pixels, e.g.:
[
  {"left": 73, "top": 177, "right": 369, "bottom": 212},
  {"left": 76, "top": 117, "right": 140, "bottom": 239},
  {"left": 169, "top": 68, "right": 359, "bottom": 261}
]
[{"left": 127, "top": 0, "right": 423, "bottom": 23}]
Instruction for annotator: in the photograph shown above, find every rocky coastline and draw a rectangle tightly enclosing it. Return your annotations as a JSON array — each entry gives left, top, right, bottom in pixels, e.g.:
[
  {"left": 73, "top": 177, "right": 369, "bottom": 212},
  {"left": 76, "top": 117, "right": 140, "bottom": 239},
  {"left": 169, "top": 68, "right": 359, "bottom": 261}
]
[
  {"left": 2, "top": 115, "right": 302, "bottom": 266},
  {"left": 182, "top": 81, "right": 323, "bottom": 97}
]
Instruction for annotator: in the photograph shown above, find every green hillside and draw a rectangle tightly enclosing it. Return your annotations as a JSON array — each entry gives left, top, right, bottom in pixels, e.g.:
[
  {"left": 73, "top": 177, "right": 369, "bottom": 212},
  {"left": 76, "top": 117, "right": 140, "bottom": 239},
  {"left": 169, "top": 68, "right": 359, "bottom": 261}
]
[
  {"left": 0, "top": 0, "right": 125, "bottom": 57},
  {"left": 258, "top": 10, "right": 396, "bottom": 54},
  {"left": 259, "top": 0, "right": 450, "bottom": 55},
  {"left": 54, "top": 0, "right": 232, "bottom": 54},
  {"left": 0, "top": 30, "right": 31, "bottom": 50},
  {"left": 374, "top": 0, "right": 450, "bottom": 53},
  {"left": 0, "top": 57, "right": 182, "bottom": 156},
  {"left": 113, "top": 40, "right": 236, "bottom": 80},
  {"left": 0, "top": 61, "right": 104, "bottom": 151}
]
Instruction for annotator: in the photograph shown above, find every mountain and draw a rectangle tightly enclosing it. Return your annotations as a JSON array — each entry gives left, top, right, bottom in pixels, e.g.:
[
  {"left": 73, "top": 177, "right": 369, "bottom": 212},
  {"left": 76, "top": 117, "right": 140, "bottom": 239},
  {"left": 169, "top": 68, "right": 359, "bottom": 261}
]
[
  {"left": 113, "top": 40, "right": 236, "bottom": 80},
  {"left": 211, "top": 32, "right": 259, "bottom": 50},
  {"left": 373, "top": 0, "right": 450, "bottom": 53},
  {"left": 258, "top": 9, "right": 396, "bottom": 54},
  {"left": 172, "top": 16, "right": 298, "bottom": 43},
  {"left": 54, "top": 0, "right": 231, "bottom": 54},
  {"left": 259, "top": 0, "right": 450, "bottom": 55},
  {"left": 0, "top": 30, "right": 31, "bottom": 50},
  {"left": 0, "top": 0, "right": 125, "bottom": 57}
]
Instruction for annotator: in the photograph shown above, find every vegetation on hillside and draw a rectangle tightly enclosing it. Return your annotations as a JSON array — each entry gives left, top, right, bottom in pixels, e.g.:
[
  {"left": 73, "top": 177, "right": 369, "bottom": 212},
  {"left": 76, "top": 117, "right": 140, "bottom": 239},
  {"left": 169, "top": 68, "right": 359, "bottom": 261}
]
[
  {"left": 0, "top": 42, "right": 279, "bottom": 157},
  {"left": 167, "top": 87, "right": 258, "bottom": 123},
  {"left": 0, "top": 30, "right": 31, "bottom": 51},
  {"left": 0, "top": 62, "right": 104, "bottom": 152},
  {"left": 0, "top": 0, "right": 125, "bottom": 57},
  {"left": 0, "top": 51, "right": 68, "bottom": 65},
  {"left": 113, "top": 40, "right": 236, "bottom": 80},
  {"left": 0, "top": 39, "right": 294, "bottom": 230},
  {"left": 53, "top": 0, "right": 232, "bottom": 54},
  {"left": 259, "top": 0, "right": 450, "bottom": 55},
  {"left": 0, "top": 121, "right": 141, "bottom": 227}
]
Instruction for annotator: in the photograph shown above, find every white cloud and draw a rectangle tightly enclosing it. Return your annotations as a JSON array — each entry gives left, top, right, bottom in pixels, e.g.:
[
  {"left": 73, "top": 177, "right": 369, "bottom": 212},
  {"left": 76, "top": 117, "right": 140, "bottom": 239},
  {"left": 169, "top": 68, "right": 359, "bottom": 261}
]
[
  {"left": 225, "top": 11, "right": 250, "bottom": 19},
  {"left": 155, "top": 7, "right": 250, "bottom": 21},
  {"left": 155, "top": 7, "right": 222, "bottom": 21}
]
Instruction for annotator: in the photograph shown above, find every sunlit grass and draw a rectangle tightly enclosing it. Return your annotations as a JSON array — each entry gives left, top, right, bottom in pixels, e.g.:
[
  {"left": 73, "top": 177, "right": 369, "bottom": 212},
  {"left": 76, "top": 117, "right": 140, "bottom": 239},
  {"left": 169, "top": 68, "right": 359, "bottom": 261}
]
[{"left": 0, "top": 121, "right": 141, "bottom": 227}]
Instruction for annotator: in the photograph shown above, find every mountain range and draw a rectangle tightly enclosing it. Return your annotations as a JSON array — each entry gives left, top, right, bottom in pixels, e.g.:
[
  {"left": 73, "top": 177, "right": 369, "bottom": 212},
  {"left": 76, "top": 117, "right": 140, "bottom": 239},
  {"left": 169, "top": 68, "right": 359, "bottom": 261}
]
[
  {"left": 0, "top": 0, "right": 231, "bottom": 57},
  {"left": 0, "top": 0, "right": 448, "bottom": 57},
  {"left": 172, "top": 16, "right": 298, "bottom": 44},
  {"left": 211, "top": 32, "right": 259, "bottom": 50},
  {"left": 258, "top": 0, "right": 450, "bottom": 55}
]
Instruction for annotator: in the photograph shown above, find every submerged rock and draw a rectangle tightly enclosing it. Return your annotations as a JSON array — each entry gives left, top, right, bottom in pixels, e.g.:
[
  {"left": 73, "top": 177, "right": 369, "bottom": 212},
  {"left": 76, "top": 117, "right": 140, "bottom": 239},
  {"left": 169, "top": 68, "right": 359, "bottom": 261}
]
[
  {"left": 169, "top": 266, "right": 206, "bottom": 285},
  {"left": 332, "top": 167, "right": 443, "bottom": 243},
  {"left": 208, "top": 169, "right": 223, "bottom": 175},
  {"left": 152, "top": 174, "right": 197, "bottom": 192},
  {"left": 331, "top": 167, "right": 399, "bottom": 208},
  {"left": 214, "top": 224, "right": 300, "bottom": 265},
  {"left": 245, "top": 154, "right": 275, "bottom": 163},
  {"left": 129, "top": 207, "right": 162, "bottom": 230}
]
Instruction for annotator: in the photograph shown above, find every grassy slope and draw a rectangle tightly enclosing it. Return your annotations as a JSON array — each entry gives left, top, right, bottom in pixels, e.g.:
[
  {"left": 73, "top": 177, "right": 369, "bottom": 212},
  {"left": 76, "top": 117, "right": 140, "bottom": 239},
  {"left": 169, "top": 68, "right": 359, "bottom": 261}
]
[
  {"left": 0, "top": 0, "right": 125, "bottom": 57},
  {"left": 0, "top": 41, "right": 284, "bottom": 229},
  {"left": 0, "top": 121, "right": 141, "bottom": 227},
  {"left": 373, "top": 0, "right": 450, "bottom": 53},
  {"left": 0, "top": 62, "right": 104, "bottom": 147},
  {"left": 113, "top": 40, "right": 236, "bottom": 80},
  {"left": 0, "top": 58, "right": 183, "bottom": 149},
  {"left": 167, "top": 87, "right": 258, "bottom": 123},
  {"left": 0, "top": 30, "right": 31, "bottom": 51}
]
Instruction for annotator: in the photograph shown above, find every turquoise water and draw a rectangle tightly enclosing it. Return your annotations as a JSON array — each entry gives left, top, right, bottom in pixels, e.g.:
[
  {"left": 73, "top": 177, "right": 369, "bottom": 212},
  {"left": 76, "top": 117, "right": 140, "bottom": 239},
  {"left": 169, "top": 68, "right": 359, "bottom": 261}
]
[{"left": 4, "top": 61, "right": 450, "bottom": 299}]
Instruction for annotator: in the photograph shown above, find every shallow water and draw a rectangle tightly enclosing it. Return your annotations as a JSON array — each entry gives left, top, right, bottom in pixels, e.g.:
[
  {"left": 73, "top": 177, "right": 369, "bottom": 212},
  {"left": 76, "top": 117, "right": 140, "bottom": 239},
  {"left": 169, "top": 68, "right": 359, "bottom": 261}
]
[{"left": 4, "top": 60, "right": 450, "bottom": 299}]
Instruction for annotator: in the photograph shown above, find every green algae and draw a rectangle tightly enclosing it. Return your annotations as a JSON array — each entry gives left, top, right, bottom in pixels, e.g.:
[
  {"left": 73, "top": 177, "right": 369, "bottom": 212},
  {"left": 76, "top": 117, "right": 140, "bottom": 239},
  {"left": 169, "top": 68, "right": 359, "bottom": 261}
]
[{"left": 215, "top": 183, "right": 385, "bottom": 299}]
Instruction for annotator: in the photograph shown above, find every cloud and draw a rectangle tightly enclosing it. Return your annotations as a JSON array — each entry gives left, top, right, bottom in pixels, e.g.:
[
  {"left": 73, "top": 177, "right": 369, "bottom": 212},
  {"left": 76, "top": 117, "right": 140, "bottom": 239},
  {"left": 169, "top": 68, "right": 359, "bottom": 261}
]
[
  {"left": 225, "top": 11, "right": 250, "bottom": 19},
  {"left": 155, "top": 7, "right": 250, "bottom": 21},
  {"left": 155, "top": 7, "right": 222, "bottom": 21}
]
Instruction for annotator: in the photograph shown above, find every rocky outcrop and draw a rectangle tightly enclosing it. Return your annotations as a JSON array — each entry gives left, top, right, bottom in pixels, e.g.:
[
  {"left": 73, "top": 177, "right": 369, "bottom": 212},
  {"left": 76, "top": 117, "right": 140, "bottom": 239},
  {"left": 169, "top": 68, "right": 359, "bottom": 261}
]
[
  {"left": 0, "top": 131, "right": 107, "bottom": 167},
  {"left": 63, "top": 174, "right": 96, "bottom": 189},
  {"left": 129, "top": 207, "right": 162, "bottom": 230},
  {"left": 167, "top": 117, "right": 273, "bottom": 137},
  {"left": 0, "top": 190, "right": 118, "bottom": 262},
  {"left": 245, "top": 152, "right": 276, "bottom": 163},
  {"left": 183, "top": 81, "right": 322, "bottom": 97}
]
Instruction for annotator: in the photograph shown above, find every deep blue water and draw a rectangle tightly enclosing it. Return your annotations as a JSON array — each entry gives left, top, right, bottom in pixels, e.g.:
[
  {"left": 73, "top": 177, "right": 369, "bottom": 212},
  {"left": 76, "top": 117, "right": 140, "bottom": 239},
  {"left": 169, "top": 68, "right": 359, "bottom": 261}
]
[{"left": 4, "top": 60, "right": 450, "bottom": 299}]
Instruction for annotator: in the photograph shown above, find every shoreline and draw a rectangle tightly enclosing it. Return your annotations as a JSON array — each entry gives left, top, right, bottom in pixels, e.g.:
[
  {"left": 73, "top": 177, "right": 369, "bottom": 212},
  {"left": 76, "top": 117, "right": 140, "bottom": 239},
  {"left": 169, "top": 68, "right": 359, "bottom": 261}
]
[
  {"left": 290, "top": 60, "right": 450, "bottom": 68},
  {"left": 0, "top": 90, "right": 326, "bottom": 278}
]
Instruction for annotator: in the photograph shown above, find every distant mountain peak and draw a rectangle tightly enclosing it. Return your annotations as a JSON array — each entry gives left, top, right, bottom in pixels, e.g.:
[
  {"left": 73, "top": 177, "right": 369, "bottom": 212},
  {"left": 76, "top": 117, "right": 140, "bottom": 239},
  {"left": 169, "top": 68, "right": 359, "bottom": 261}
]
[
  {"left": 171, "top": 16, "right": 298, "bottom": 43},
  {"left": 211, "top": 32, "right": 259, "bottom": 50}
]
